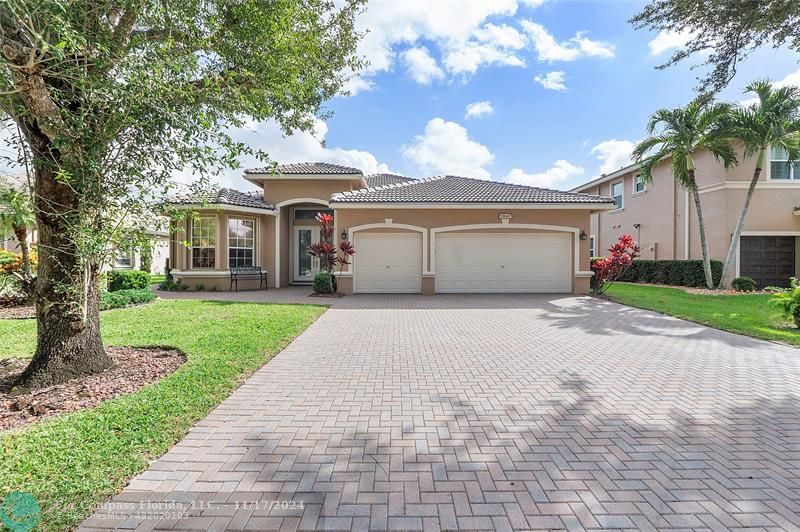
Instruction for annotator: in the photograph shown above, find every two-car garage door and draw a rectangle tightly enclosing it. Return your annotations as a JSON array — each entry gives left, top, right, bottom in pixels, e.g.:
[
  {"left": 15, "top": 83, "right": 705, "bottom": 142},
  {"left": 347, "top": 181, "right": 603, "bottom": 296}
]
[
  {"left": 436, "top": 233, "right": 572, "bottom": 293},
  {"left": 354, "top": 230, "right": 572, "bottom": 294}
]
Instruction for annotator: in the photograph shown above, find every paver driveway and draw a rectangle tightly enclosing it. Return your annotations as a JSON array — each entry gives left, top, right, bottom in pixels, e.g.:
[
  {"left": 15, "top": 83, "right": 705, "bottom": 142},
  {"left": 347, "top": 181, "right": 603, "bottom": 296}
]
[{"left": 81, "top": 295, "right": 800, "bottom": 531}]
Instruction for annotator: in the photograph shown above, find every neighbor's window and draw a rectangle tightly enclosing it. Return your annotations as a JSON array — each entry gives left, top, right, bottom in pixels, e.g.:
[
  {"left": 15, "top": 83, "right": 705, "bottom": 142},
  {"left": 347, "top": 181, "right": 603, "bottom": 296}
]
[
  {"left": 589, "top": 236, "right": 596, "bottom": 258},
  {"left": 228, "top": 218, "right": 255, "bottom": 268},
  {"left": 634, "top": 174, "right": 646, "bottom": 193},
  {"left": 770, "top": 146, "right": 800, "bottom": 180},
  {"left": 191, "top": 217, "right": 216, "bottom": 268},
  {"left": 611, "top": 181, "right": 623, "bottom": 209},
  {"left": 114, "top": 248, "right": 133, "bottom": 268}
]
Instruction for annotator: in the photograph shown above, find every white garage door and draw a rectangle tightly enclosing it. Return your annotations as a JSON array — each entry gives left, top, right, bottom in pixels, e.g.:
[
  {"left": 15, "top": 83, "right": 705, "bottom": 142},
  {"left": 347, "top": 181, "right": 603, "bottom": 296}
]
[
  {"left": 354, "top": 233, "right": 422, "bottom": 293},
  {"left": 436, "top": 232, "right": 572, "bottom": 293}
]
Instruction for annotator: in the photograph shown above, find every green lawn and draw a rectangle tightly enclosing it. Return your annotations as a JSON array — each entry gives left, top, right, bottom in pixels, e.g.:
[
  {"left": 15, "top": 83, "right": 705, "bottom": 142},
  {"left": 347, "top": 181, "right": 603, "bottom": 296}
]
[
  {"left": 149, "top": 274, "right": 166, "bottom": 284},
  {"left": 604, "top": 283, "right": 800, "bottom": 346},
  {"left": 0, "top": 299, "right": 325, "bottom": 531}
]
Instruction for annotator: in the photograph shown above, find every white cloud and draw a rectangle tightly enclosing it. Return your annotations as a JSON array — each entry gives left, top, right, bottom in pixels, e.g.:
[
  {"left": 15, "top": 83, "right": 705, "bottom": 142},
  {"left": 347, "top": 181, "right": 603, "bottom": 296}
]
[
  {"left": 464, "top": 101, "right": 494, "bottom": 119},
  {"left": 741, "top": 69, "right": 800, "bottom": 107},
  {"left": 402, "top": 118, "right": 494, "bottom": 179},
  {"left": 401, "top": 46, "right": 445, "bottom": 84},
  {"left": 590, "top": 139, "right": 636, "bottom": 175},
  {"left": 648, "top": 29, "right": 693, "bottom": 56},
  {"left": 352, "top": 1, "right": 519, "bottom": 85},
  {"left": 504, "top": 160, "right": 585, "bottom": 188},
  {"left": 521, "top": 20, "right": 615, "bottom": 62},
  {"left": 346, "top": 2, "right": 610, "bottom": 88},
  {"left": 534, "top": 70, "right": 567, "bottom": 91}
]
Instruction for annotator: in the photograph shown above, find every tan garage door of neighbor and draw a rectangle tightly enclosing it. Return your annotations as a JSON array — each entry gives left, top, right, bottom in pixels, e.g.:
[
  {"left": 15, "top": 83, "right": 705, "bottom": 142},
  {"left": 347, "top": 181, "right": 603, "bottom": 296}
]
[
  {"left": 354, "top": 233, "right": 422, "bottom": 293},
  {"left": 436, "top": 232, "right": 572, "bottom": 293}
]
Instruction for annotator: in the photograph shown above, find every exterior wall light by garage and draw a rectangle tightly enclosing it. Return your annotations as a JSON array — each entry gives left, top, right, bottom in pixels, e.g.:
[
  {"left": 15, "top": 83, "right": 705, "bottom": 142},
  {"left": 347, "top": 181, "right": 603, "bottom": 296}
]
[
  {"left": 341, "top": 230, "right": 348, "bottom": 240},
  {"left": 580, "top": 230, "right": 588, "bottom": 241}
]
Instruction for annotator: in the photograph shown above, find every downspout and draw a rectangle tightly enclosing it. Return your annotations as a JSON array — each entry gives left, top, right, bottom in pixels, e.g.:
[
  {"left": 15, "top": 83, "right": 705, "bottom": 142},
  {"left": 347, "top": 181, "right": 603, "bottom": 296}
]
[{"left": 684, "top": 189, "right": 690, "bottom": 259}]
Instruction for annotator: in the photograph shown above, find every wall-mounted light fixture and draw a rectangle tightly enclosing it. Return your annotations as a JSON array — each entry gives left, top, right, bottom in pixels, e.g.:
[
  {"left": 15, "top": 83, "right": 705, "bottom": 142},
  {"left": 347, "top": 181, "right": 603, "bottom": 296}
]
[
  {"left": 580, "top": 230, "right": 588, "bottom": 241},
  {"left": 341, "top": 230, "right": 348, "bottom": 240}
]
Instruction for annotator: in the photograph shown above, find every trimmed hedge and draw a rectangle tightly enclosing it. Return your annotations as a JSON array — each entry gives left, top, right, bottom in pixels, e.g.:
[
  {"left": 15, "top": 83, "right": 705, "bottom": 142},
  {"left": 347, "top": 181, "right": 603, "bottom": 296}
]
[
  {"left": 108, "top": 269, "right": 151, "bottom": 291},
  {"left": 99, "top": 288, "right": 156, "bottom": 310},
  {"left": 593, "top": 259, "right": 723, "bottom": 287}
]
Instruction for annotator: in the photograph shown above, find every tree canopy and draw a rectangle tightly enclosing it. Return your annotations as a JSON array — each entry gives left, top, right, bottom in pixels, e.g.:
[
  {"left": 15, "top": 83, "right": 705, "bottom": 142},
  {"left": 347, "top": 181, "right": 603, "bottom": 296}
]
[
  {"left": 0, "top": 0, "right": 365, "bottom": 388},
  {"left": 630, "top": 0, "right": 800, "bottom": 92}
]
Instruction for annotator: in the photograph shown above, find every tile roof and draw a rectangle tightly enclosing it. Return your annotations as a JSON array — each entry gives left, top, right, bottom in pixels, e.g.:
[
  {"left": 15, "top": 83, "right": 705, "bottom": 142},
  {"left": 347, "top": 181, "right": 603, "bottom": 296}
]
[
  {"left": 331, "top": 176, "right": 615, "bottom": 205},
  {"left": 173, "top": 187, "right": 274, "bottom": 210},
  {"left": 363, "top": 173, "right": 416, "bottom": 188},
  {"left": 245, "top": 162, "right": 363, "bottom": 175}
]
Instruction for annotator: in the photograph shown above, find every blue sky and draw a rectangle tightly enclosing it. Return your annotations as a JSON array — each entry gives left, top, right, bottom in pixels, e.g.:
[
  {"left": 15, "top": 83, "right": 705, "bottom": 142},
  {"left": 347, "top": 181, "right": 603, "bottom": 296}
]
[
  {"left": 226, "top": 0, "right": 793, "bottom": 193},
  {"left": 5, "top": 0, "right": 794, "bottom": 192}
]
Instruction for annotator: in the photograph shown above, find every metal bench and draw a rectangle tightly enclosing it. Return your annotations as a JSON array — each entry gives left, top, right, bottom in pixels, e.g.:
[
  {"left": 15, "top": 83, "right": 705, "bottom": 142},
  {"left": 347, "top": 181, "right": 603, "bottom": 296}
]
[{"left": 230, "top": 266, "right": 269, "bottom": 291}]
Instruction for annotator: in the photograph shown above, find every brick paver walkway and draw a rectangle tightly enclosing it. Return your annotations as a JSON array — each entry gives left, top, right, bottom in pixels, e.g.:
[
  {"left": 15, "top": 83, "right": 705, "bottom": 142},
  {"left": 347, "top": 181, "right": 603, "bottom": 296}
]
[{"left": 81, "top": 295, "right": 800, "bottom": 531}]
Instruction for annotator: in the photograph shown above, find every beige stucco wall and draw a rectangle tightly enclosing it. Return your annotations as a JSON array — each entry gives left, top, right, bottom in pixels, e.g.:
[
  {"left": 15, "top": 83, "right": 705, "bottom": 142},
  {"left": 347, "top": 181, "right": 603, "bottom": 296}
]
[
  {"left": 585, "top": 147, "right": 800, "bottom": 265},
  {"left": 255, "top": 178, "right": 363, "bottom": 206},
  {"left": 335, "top": 207, "right": 595, "bottom": 295}
]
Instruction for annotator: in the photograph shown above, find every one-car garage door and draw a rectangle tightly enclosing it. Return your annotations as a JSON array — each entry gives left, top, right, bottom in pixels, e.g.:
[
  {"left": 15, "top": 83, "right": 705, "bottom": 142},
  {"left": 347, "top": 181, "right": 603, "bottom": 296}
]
[
  {"left": 354, "top": 233, "right": 422, "bottom": 293},
  {"left": 740, "top": 236, "right": 796, "bottom": 288},
  {"left": 436, "top": 232, "right": 572, "bottom": 293}
]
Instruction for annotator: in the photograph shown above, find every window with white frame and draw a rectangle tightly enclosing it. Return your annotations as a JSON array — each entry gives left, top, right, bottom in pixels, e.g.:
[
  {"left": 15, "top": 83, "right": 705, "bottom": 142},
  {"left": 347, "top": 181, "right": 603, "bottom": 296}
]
[
  {"left": 114, "top": 248, "right": 133, "bottom": 268},
  {"left": 228, "top": 218, "right": 255, "bottom": 268},
  {"left": 634, "top": 174, "right": 646, "bottom": 193},
  {"left": 589, "top": 236, "right": 596, "bottom": 258},
  {"left": 191, "top": 217, "right": 216, "bottom": 268},
  {"left": 611, "top": 181, "right": 624, "bottom": 209},
  {"left": 770, "top": 146, "right": 800, "bottom": 180}
]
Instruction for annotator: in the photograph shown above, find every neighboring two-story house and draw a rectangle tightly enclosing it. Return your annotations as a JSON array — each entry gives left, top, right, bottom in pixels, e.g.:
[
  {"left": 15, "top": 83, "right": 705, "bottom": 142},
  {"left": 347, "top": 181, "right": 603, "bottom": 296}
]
[{"left": 571, "top": 147, "right": 800, "bottom": 287}]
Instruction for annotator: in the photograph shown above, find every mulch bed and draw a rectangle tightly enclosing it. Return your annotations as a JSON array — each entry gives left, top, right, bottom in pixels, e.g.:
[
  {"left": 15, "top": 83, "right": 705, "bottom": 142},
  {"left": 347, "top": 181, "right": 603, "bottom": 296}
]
[
  {"left": 0, "top": 347, "right": 185, "bottom": 432},
  {"left": 0, "top": 305, "right": 35, "bottom": 319},
  {"left": 308, "top": 292, "right": 345, "bottom": 298}
]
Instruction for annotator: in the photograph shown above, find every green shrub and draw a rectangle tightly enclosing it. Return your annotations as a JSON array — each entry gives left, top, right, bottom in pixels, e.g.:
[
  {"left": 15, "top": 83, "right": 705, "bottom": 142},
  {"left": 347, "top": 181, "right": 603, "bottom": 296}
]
[
  {"left": 768, "top": 277, "right": 800, "bottom": 328},
  {"left": 194, "top": 283, "right": 205, "bottom": 291},
  {"left": 158, "top": 279, "right": 188, "bottom": 291},
  {"left": 0, "top": 274, "right": 27, "bottom": 307},
  {"left": 312, "top": 272, "right": 336, "bottom": 294},
  {"left": 591, "top": 259, "right": 723, "bottom": 287},
  {"left": 732, "top": 276, "right": 757, "bottom": 292},
  {"left": 108, "top": 269, "right": 151, "bottom": 291},
  {"left": 99, "top": 288, "right": 156, "bottom": 310}
]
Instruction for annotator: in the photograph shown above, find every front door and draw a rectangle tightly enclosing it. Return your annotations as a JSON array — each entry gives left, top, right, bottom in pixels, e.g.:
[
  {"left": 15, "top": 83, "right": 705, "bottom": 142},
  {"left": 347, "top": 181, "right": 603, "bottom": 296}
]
[{"left": 293, "top": 227, "right": 319, "bottom": 283}]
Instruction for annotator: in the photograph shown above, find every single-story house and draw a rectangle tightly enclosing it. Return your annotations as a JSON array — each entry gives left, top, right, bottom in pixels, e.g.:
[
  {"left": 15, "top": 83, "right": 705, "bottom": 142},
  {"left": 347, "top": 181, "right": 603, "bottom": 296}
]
[{"left": 170, "top": 163, "right": 615, "bottom": 294}]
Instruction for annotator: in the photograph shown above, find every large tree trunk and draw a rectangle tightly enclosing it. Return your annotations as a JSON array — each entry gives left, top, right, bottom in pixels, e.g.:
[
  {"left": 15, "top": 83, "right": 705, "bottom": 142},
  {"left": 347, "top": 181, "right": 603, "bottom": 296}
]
[
  {"left": 14, "top": 165, "right": 113, "bottom": 390},
  {"left": 719, "top": 151, "right": 764, "bottom": 288},
  {"left": 690, "top": 179, "right": 715, "bottom": 289}
]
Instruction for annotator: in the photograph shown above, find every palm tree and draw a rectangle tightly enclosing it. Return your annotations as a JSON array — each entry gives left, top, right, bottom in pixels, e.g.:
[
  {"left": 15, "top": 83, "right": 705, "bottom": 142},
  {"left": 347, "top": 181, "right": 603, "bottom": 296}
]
[
  {"left": 0, "top": 184, "right": 36, "bottom": 279},
  {"left": 632, "top": 96, "right": 737, "bottom": 288},
  {"left": 718, "top": 81, "right": 800, "bottom": 287}
]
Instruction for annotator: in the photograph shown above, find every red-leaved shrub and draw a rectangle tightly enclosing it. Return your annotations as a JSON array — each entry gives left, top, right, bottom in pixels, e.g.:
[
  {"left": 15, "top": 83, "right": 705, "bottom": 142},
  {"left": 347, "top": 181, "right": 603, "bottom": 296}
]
[{"left": 591, "top": 234, "right": 640, "bottom": 294}]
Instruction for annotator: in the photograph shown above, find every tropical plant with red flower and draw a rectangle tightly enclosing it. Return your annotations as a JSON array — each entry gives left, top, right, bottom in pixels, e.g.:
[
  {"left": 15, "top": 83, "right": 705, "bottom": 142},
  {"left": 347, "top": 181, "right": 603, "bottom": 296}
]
[
  {"left": 591, "top": 234, "right": 641, "bottom": 294},
  {"left": 307, "top": 212, "right": 356, "bottom": 293}
]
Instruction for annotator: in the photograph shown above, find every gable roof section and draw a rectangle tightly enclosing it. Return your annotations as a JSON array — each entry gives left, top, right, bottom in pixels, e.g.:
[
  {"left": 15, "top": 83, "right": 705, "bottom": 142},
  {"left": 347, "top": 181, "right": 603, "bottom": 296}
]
[
  {"left": 364, "top": 173, "right": 416, "bottom": 188},
  {"left": 245, "top": 162, "right": 363, "bottom": 175},
  {"left": 331, "top": 176, "right": 615, "bottom": 206},
  {"left": 173, "top": 187, "right": 274, "bottom": 211}
]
